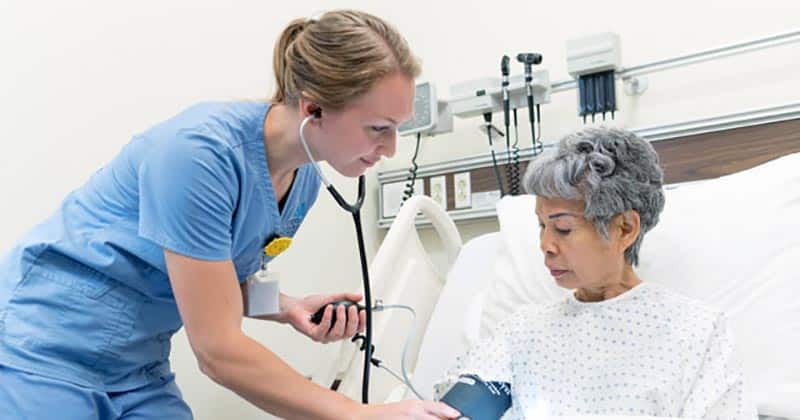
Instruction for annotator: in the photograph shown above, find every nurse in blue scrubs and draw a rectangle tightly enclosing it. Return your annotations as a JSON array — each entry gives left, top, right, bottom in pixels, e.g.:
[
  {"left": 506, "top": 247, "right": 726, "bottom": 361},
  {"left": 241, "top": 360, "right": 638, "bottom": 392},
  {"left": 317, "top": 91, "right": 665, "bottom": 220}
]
[{"left": 0, "top": 10, "right": 460, "bottom": 420}]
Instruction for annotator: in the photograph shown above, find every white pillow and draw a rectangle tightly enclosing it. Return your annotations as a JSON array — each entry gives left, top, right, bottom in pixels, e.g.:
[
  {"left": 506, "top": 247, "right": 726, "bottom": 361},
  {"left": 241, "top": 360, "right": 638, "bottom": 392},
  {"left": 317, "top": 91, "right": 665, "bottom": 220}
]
[{"left": 481, "top": 152, "right": 800, "bottom": 418}]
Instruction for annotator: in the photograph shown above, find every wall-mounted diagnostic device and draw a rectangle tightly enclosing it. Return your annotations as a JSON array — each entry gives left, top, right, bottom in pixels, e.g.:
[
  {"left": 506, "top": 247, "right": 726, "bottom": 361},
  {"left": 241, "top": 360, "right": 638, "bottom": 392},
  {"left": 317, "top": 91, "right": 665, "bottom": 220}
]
[
  {"left": 398, "top": 82, "right": 453, "bottom": 137},
  {"left": 566, "top": 32, "right": 622, "bottom": 123},
  {"left": 448, "top": 71, "right": 551, "bottom": 119}
]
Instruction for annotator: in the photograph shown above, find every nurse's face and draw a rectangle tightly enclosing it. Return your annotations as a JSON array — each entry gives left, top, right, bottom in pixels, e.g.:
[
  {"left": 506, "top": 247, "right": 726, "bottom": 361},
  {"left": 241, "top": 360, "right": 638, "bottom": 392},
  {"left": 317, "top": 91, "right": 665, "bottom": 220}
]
[
  {"left": 535, "top": 196, "right": 628, "bottom": 292},
  {"left": 312, "top": 73, "right": 415, "bottom": 177}
]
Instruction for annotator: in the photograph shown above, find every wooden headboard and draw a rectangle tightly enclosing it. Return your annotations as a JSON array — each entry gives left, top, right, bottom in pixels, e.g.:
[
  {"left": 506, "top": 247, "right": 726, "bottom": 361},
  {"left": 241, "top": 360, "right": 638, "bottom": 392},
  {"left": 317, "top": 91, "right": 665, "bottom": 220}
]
[{"left": 652, "top": 118, "right": 800, "bottom": 184}]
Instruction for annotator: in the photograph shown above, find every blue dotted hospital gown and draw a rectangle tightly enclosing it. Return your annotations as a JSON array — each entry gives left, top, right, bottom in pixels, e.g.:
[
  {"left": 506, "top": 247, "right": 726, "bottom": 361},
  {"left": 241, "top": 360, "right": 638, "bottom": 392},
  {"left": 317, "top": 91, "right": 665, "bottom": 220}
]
[{"left": 436, "top": 283, "right": 757, "bottom": 419}]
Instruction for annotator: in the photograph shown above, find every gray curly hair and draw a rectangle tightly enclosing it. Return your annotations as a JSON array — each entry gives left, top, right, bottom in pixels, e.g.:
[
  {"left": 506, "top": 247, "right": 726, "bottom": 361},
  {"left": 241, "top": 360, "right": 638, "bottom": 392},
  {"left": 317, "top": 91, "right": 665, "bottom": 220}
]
[{"left": 523, "top": 127, "right": 665, "bottom": 266}]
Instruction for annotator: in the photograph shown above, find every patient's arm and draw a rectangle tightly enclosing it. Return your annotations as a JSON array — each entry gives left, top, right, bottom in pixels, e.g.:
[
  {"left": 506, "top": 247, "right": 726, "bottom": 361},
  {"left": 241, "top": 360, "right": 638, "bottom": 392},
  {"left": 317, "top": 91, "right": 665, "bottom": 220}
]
[
  {"left": 681, "top": 314, "right": 758, "bottom": 419},
  {"left": 434, "top": 313, "right": 516, "bottom": 402}
]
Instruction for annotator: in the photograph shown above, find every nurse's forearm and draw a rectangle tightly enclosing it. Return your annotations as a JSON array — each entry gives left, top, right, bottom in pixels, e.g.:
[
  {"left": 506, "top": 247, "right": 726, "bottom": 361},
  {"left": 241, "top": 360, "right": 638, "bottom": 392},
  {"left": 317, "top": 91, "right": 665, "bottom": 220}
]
[{"left": 200, "top": 331, "right": 358, "bottom": 419}]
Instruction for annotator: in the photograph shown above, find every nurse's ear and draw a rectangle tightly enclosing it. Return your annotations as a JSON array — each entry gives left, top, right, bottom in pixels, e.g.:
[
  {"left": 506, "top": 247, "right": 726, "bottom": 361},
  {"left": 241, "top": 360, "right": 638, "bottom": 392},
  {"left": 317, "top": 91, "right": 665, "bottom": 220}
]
[{"left": 298, "top": 96, "right": 322, "bottom": 121}]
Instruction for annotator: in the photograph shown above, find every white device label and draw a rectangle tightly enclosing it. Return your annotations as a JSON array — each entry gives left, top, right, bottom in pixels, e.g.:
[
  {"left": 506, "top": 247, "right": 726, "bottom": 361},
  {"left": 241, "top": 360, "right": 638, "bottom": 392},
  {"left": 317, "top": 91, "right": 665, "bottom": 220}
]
[
  {"left": 382, "top": 180, "right": 424, "bottom": 218},
  {"left": 472, "top": 190, "right": 501, "bottom": 209}
]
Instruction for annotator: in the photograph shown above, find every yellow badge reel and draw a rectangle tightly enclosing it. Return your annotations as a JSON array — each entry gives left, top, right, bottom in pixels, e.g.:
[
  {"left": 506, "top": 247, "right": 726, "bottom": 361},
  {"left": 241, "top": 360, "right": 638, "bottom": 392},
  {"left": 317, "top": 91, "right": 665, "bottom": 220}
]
[{"left": 264, "top": 236, "right": 292, "bottom": 257}]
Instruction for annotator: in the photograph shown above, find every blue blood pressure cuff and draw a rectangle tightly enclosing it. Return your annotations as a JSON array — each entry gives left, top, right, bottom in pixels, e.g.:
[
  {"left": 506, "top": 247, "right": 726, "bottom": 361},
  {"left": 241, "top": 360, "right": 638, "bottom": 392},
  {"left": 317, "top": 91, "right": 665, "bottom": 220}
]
[{"left": 438, "top": 374, "right": 512, "bottom": 420}]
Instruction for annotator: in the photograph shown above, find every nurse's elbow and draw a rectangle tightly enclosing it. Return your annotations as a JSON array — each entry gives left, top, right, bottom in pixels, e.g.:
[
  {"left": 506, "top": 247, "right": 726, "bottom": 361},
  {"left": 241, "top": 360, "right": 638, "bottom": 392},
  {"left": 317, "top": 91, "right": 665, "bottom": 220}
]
[
  {"left": 193, "top": 340, "right": 233, "bottom": 386},
  {"left": 197, "top": 353, "right": 222, "bottom": 384},
  {"left": 202, "top": 363, "right": 231, "bottom": 388},
  {"left": 193, "top": 354, "right": 216, "bottom": 385}
]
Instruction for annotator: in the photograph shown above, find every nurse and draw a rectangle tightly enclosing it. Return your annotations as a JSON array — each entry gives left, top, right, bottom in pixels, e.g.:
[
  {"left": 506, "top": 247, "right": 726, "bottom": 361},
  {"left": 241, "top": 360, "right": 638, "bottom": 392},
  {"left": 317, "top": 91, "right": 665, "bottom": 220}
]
[{"left": 0, "top": 9, "right": 460, "bottom": 420}]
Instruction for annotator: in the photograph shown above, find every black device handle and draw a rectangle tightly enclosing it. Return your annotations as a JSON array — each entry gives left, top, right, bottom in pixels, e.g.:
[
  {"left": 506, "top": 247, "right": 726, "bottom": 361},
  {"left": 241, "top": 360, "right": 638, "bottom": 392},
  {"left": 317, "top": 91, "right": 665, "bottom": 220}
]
[{"left": 310, "top": 300, "right": 367, "bottom": 325}]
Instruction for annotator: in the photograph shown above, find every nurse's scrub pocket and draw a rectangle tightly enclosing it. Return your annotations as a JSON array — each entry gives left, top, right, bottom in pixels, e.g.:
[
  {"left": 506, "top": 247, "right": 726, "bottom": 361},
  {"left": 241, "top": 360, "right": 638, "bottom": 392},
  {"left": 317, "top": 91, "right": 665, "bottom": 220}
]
[{"left": 1, "top": 251, "right": 141, "bottom": 375}]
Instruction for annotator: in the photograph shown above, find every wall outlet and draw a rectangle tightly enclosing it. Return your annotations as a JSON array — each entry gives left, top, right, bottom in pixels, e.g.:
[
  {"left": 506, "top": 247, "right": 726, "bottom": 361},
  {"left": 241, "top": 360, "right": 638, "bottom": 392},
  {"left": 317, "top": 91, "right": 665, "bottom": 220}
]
[
  {"left": 429, "top": 176, "right": 447, "bottom": 209},
  {"left": 454, "top": 172, "right": 471, "bottom": 209}
]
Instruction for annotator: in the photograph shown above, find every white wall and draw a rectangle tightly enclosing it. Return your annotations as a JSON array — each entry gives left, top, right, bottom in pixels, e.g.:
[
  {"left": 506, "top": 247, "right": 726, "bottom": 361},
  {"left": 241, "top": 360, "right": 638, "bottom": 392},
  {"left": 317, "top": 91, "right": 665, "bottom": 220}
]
[{"left": 1, "top": 0, "right": 798, "bottom": 419}]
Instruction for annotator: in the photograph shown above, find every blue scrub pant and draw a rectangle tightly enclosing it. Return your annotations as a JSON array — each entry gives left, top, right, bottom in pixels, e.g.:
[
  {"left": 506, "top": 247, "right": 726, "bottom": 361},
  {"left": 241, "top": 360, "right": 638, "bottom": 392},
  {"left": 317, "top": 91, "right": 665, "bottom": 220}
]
[{"left": 0, "top": 364, "right": 192, "bottom": 419}]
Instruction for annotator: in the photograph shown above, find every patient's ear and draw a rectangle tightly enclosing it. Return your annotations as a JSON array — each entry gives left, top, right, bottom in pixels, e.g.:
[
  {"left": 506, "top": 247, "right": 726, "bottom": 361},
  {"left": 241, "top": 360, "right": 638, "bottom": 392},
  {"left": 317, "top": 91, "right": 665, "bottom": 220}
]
[{"left": 614, "top": 210, "right": 641, "bottom": 252}]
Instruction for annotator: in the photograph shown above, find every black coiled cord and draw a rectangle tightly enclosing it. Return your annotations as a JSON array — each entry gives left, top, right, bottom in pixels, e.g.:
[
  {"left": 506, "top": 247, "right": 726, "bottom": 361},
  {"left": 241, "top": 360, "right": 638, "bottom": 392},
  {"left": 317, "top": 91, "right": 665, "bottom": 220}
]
[
  {"left": 401, "top": 133, "right": 422, "bottom": 203},
  {"left": 508, "top": 109, "right": 521, "bottom": 195}
]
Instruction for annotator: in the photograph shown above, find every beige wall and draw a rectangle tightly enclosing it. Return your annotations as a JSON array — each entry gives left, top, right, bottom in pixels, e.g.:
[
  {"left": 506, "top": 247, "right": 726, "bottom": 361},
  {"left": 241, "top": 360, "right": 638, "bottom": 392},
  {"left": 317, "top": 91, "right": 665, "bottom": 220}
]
[{"left": 1, "top": 0, "right": 798, "bottom": 418}]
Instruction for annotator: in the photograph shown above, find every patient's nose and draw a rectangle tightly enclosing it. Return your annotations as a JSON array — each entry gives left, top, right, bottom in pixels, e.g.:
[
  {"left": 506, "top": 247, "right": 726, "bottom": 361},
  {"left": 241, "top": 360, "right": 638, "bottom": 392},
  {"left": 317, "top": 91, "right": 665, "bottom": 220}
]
[{"left": 540, "top": 231, "right": 558, "bottom": 256}]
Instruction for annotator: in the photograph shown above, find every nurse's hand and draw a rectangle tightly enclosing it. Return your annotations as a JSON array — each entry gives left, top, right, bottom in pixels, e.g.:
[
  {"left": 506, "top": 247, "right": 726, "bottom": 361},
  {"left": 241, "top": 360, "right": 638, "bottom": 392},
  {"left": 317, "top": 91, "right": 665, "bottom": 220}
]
[
  {"left": 279, "top": 293, "right": 367, "bottom": 343},
  {"left": 356, "top": 401, "right": 461, "bottom": 419}
]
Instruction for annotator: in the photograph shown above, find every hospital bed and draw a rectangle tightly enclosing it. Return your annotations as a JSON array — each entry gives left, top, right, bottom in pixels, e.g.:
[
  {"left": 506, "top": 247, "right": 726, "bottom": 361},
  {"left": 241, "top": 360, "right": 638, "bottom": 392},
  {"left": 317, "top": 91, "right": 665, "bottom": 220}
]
[{"left": 321, "top": 150, "right": 800, "bottom": 419}]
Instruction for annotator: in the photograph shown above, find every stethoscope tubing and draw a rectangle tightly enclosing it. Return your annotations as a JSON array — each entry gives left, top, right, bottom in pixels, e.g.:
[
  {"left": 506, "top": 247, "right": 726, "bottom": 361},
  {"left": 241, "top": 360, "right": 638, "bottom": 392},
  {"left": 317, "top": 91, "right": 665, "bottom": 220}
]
[{"left": 299, "top": 113, "right": 373, "bottom": 403}]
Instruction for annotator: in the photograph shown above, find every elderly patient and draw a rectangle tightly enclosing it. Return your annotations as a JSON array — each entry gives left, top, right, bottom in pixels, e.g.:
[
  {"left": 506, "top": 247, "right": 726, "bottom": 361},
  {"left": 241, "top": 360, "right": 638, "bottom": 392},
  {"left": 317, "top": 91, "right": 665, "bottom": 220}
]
[{"left": 436, "top": 127, "right": 756, "bottom": 419}]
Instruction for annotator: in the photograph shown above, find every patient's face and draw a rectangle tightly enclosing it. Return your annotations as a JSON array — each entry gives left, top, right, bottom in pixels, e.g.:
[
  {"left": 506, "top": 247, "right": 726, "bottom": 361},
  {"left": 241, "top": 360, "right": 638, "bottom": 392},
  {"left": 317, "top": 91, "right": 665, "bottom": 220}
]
[{"left": 535, "top": 197, "right": 626, "bottom": 292}]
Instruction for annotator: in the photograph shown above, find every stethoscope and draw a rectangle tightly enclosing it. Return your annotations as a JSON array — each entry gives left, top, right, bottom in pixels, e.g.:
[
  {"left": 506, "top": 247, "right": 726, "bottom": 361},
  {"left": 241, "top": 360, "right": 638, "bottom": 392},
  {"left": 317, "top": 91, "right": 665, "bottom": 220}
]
[{"left": 299, "top": 111, "right": 374, "bottom": 404}]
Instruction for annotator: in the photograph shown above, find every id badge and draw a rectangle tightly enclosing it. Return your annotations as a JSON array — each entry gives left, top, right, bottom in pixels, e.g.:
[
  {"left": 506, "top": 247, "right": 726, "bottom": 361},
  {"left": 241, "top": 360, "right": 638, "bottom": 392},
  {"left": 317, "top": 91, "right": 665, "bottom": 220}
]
[{"left": 245, "top": 269, "right": 280, "bottom": 317}]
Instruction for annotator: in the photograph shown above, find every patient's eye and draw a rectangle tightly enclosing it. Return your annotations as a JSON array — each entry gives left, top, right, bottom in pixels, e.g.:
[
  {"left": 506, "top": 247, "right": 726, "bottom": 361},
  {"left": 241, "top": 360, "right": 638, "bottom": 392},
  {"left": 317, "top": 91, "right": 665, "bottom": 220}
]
[
  {"left": 539, "top": 223, "right": 570, "bottom": 236},
  {"left": 370, "top": 125, "right": 390, "bottom": 133}
]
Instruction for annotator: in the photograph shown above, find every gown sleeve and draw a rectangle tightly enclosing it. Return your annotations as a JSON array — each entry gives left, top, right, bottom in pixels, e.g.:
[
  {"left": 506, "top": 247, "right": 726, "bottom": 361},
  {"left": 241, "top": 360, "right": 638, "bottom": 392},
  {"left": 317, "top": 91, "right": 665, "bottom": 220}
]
[{"left": 681, "top": 314, "right": 758, "bottom": 420}]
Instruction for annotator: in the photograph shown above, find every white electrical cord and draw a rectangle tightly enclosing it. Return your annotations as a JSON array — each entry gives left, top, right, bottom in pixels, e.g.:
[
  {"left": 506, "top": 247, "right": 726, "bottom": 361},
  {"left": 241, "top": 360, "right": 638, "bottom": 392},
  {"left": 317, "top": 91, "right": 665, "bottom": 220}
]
[{"left": 371, "top": 301, "right": 425, "bottom": 400}]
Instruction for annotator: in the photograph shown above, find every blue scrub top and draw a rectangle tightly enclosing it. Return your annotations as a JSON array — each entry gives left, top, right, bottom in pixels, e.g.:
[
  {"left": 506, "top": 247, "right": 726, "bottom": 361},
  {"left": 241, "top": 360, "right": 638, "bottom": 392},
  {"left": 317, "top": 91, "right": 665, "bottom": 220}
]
[{"left": 0, "top": 101, "right": 320, "bottom": 391}]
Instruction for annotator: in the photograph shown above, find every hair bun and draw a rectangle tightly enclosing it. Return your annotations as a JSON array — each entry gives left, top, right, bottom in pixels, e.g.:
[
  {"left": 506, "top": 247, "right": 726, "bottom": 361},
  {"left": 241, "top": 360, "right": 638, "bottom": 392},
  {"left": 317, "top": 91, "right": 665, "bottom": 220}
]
[
  {"left": 574, "top": 140, "right": 595, "bottom": 154},
  {"left": 587, "top": 152, "right": 616, "bottom": 178},
  {"left": 570, "top": 138, "right": 616, "bottom": 178}
]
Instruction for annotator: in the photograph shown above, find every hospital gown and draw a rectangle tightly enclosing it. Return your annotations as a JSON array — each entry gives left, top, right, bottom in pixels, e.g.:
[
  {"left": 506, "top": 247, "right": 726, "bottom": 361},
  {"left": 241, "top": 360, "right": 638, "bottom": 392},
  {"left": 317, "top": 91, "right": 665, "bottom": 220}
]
[{"left": 436, "top": 283, "right": 756, "bottom": 419}]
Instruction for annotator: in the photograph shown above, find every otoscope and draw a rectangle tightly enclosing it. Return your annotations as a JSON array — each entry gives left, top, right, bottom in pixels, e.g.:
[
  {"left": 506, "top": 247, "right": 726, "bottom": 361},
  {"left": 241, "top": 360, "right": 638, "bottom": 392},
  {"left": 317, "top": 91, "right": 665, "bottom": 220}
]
[{"left": 516, "top": 52, "right": 543, "bottom": 154}]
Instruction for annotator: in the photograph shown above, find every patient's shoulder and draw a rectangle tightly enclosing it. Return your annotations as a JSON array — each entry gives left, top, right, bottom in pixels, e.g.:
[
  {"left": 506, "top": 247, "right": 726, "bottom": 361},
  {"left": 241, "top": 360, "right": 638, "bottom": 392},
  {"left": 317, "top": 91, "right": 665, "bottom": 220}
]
[
  {"left": 645, "top": 283, "right": 728, "bottom": 338},
  {"left": 648, "top": 282, "right": 721, "bottom": 319}
]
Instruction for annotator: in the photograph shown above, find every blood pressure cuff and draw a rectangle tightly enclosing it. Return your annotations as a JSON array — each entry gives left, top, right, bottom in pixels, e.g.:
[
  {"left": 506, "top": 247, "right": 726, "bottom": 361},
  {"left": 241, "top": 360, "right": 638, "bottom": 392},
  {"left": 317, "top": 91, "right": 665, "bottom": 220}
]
[{"left": 437, "top": 374, "right": 512, "bottom": 420}]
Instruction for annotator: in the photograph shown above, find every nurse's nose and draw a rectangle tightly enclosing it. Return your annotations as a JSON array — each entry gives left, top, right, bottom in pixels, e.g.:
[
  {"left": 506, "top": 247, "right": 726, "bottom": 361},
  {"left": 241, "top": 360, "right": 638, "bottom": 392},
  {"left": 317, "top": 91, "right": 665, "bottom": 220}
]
[{"left": 379, "top": 131, "right": 397, "bottom": 158}]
